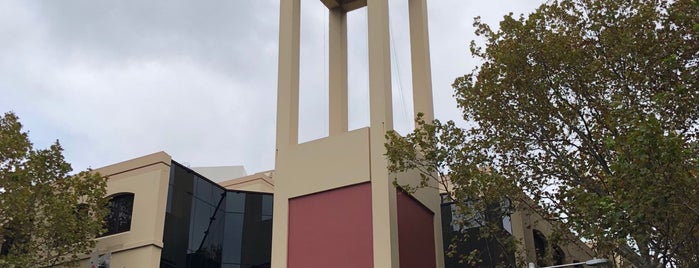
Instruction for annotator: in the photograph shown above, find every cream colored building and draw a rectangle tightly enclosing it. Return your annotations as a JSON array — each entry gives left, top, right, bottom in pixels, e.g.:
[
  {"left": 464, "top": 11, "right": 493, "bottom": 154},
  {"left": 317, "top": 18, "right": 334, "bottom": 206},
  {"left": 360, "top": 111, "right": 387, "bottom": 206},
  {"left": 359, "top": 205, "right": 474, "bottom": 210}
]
[
  {"left": 81, "top": 152, "right": 172, "bottom": 268},
  {"left": 55, "top": 0, "right": 611, "bottom": 266},
  {"left": 511, "top": 201, "right": 600, "bottom": 267},
  {"left": 61, "top": 152, "right": 274, "bottom": 268},
  {"left": 58, "top": 150, "right": 606, "bottom": 268}
]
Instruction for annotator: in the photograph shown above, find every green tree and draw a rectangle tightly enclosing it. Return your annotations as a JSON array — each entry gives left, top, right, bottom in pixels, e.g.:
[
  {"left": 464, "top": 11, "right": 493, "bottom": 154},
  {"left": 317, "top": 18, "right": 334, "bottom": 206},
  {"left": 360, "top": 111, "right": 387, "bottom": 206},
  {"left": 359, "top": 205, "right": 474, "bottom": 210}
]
[
  {"left": 386, "top": 0, "right": 698, "bottom": 266},
  {"left": 0, "top": 112, "right": 107, "bottom": 267}
]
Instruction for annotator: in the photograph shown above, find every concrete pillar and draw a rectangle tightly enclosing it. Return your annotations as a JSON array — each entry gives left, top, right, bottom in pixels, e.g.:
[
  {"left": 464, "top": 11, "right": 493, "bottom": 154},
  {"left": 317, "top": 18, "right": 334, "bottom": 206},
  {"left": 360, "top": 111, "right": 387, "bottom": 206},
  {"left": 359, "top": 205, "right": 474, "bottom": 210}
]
[
  {"left": 408, "top": 0, "right": 434, "bottom": 123},
  {"left": 329, "top": 8, "right": 348, "bottom": 135},
  {"left": 366, "top": 1, "right": 399, "bottom": 267},
  {"left": 275, "top": 0, "right": 301, "bottom": 150},
  {"left": 407, "top": 1, "right": 443, "bottom": 267},
  {"left": 272, "top": 0, "right": 300, "bottom": 267}
]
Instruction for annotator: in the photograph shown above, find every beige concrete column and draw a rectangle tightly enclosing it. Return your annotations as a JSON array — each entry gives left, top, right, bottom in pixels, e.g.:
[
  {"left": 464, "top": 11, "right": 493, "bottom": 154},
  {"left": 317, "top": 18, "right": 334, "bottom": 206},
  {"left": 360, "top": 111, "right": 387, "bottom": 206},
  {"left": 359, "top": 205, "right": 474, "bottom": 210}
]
[
  {"left": 272, "top": 0, "right": 300, "bottom": 267},
  {"left": 367, "top": 0, "right": 399, "bottom": 267},
  {"left": 367, "top": 0, "right": 394, "bottom": 132},
  {"left": 275, "top": 0, "right": 301, "bottom": 151},
  {"left": 329, "top": 8, "right": 348, "bottom": 135},
  {"left": 408, "top": 0, "right": 434, "bottom": 123},
  {"left": 408, "top": 2, "right": 443, "bottom": 267}
]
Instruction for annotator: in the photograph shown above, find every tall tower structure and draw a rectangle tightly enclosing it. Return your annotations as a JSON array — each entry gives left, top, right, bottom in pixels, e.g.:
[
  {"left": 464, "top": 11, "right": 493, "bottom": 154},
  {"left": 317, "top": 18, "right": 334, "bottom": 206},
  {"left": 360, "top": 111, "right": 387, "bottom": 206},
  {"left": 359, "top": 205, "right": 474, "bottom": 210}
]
[{"left": 273, "top": 0, "right": 443, "bottom": 267}]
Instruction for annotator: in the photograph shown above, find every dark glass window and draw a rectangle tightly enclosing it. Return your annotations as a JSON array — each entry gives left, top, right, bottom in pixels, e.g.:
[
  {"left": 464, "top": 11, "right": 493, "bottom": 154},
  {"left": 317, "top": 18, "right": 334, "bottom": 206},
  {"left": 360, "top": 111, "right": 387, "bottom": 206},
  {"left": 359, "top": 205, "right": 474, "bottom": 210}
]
[
  {"left": 161, "top": 162, "right": 273, "bottom": 268},
  {"left": 103, "top": 193, "right": 134, "bottom": 236},
  {"left": 440, "top": 194, "right": 515, "bottom": 268},
  {"left": 0, "top": 226, "right": 17, "bottom": 256},
  {"left": 533, "top": 229, "right": 565, "bottom": 266},
  {"left": 553, "top": 245, "right": 565, "bottom": 265},
  {"left": 533, "top": 229, "right": 549, "bottom": 267},
  {"left": 0, "top": 238, "right": 11, "bottom": 256}
]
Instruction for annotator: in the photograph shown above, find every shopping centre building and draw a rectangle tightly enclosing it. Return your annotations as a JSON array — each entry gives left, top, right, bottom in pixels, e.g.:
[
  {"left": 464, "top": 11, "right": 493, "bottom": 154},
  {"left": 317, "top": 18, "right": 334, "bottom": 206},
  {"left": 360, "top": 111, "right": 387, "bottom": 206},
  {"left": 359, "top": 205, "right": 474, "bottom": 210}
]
[
  {"left": 66, "top": 0, "right": 603, "bottom": 267},
  {"left": 79, "top": 151, "right": 598, "bottom": 268},
  {"left": 81, "top": 152, "right": 273, "bottom": 267}
]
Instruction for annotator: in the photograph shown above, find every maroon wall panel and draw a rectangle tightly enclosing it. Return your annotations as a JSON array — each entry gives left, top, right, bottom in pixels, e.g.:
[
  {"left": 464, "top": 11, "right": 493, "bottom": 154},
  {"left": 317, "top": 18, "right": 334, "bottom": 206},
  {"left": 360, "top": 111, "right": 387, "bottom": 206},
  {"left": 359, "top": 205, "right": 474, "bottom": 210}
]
[
  {"left": 288, "top": 183, "right": 374, "bottom": 268},
  {"left": 397, "top": 190, "right": 437, "bottom": 268}
]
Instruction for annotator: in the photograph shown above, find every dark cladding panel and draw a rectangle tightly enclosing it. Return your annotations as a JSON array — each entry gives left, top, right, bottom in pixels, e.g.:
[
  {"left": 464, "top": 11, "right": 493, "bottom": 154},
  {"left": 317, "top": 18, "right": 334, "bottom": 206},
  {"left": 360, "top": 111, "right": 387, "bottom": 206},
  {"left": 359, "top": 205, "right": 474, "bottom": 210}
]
[
  {"left": 161, "top": 164, "right": 195, "bottom": 268},
  {"left": 161, "top": 162, "right": 273, "bottom": 268},
  {"left": 227, "top": 191, "right": 246, "bottom": 213},
  {"left": 262, "top": 194, "right": 273, "bottom": 219},
  {"left": 223, "top": 192, "right": 273, "bottom": 268},
  {"left": 222, "top": 213, "right": 244, "bottom": 264}
]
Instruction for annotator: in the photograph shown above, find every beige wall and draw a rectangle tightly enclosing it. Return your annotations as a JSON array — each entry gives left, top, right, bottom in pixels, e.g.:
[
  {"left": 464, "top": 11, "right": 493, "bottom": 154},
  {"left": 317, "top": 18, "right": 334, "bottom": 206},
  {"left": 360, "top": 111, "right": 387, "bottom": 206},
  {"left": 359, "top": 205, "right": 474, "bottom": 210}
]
[
  {"left": 511, "top": 201, "right": 597, "bottom": 266},
  {"left": 64, "top": 152, "right": 172, "bottom": 267},
  {"left": 219, "top": 171, "right": 275, "bottom": 193}
]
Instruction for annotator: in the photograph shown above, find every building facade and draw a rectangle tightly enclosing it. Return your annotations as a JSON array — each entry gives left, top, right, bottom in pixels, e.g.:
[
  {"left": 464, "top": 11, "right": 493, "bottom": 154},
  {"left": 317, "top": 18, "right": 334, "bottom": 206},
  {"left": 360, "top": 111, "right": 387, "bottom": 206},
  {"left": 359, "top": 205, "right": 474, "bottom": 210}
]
[
  {"left": 59, "top": 0, "right": 606, "bottom": 266},
  {"left": 62, "top": 151, "right": 602, "bottom": 268},
  {"left": 67, "top": 152, "right": 274, "bottom": 268},
  {"left": 160, "top": 162, "right": 272, "bottom": 268},
  {"left": 272, "top": 0, "right": 443, "bottom": 267}
]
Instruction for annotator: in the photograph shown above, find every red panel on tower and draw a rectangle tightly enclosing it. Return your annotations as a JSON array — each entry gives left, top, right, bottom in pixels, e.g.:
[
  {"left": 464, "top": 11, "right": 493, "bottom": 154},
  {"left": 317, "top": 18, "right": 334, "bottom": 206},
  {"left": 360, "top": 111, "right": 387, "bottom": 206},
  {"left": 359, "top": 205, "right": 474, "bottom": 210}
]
[
  {"left": 397, "top": 189, "right": 436, "bottom": 268},
  {"left": 288, "top": 182, "right": 374, "bottom": 268}
]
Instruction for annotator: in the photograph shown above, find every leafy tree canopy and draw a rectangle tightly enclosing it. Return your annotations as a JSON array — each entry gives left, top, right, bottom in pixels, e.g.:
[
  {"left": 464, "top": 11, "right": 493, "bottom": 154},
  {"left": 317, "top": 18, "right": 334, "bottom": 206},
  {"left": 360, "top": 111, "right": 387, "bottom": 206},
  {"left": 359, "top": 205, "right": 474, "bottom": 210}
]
[
  {"left": 0, "top": 112, "right": 107, "bottom": 267},
  {"left": 386, "top": 0, "right": 698, "bottom": 266}
]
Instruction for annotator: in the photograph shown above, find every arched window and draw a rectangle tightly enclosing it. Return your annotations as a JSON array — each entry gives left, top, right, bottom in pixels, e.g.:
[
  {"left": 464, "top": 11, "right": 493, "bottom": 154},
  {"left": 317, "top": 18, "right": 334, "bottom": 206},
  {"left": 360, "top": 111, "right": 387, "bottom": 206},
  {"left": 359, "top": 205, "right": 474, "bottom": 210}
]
[
  {"left": 533, "top": 229, "right": 548, "bottom": 266},
  {"left": 102, "top": 193, "right": 134, "bottom": 236},
  {"left": 553, "top": 244, "right": 565, "bottom": 265},
  {"left": 533, "top": 229, "right": 565, "bottom": 266}
]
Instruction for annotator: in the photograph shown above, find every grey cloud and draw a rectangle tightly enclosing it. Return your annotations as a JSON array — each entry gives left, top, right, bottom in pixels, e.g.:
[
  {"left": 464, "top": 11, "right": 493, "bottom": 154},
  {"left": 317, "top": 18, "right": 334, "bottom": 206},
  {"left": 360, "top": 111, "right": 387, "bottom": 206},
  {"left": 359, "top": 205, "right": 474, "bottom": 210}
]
[
  {"left": 30, "top": 0, "right": 279, "bottom": 83},
  {"left": 0, "top": 0, "right": 545, "bottom": 174}
]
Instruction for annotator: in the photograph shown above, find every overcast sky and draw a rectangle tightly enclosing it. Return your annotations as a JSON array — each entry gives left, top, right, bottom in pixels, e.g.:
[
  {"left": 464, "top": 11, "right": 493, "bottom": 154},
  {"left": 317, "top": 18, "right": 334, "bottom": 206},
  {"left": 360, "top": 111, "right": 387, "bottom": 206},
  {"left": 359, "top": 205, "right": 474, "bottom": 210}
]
[{"left": 1, "top": 0, "right": 544, "bottom": 174}]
